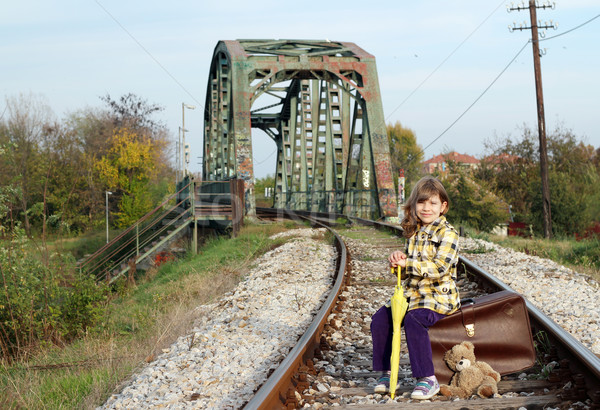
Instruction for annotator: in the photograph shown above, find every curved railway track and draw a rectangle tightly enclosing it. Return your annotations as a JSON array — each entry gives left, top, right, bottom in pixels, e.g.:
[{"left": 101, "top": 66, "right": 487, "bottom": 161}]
[{"left": 249, "top": 208, "right": 600, "bottom": 409}]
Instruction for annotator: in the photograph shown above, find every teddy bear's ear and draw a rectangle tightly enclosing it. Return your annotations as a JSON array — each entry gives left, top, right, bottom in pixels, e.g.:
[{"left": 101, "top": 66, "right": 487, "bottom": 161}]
[{"left": 461, "top": 341, "right": 475, "bottom": 351}]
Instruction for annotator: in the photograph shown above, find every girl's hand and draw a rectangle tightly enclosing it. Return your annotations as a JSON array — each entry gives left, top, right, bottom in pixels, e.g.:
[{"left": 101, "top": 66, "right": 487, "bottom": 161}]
[{"left": 388, "top": 251, "right": 407, "bottom": 268}]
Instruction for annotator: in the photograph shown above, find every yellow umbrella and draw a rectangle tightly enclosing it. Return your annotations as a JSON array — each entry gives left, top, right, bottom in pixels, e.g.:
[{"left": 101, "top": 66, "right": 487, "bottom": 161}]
[{"left": 389, "top": 265, "right": 408, "bottom": 399}]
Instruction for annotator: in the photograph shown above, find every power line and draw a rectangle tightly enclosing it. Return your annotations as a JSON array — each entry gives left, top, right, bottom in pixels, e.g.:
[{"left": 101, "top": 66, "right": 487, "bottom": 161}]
[
  {"left": 254, "top": 149, "right": 277, "bottom": 165},
  {"left": 421, "top": 41, "right": 530, "bottom": 153},
  {"left": 541, "top": 13, "right": 600, "bottom": 41},
  {"left": 94, "top": 1, "right": 202, "bottom": 108},
  {"left": 410, "top": 11, "right": 600, "bottom": 165},
  {"left": 400, "top": 40, "right": 530, "bottom": 169},
  {"left": 385, "top": 0, "right": 507, "bottom": 122},
  {"left": 95, "top": 0, "right": 220, "bottom": 179}
]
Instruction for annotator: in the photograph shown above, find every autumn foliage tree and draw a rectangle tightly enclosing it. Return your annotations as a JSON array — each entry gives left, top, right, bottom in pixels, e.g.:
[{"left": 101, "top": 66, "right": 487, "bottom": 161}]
[
  {"left": 0, "top": 93, "right": 173, "bottom": 235},
  {"left": 96, "top": 128, "right": 166, "bottom": 227}
]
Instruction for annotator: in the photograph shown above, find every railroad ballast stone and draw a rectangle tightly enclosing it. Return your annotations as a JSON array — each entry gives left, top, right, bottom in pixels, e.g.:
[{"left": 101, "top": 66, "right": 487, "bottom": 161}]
[
  {"left": 99, "top": 228, "right": 336, "bottom": 409},
  {"left": 99, "top": 226, "right": 599, "bottom": 409},
  {"left": 462, "top": 237, "right": 600, "bottom": 356}
]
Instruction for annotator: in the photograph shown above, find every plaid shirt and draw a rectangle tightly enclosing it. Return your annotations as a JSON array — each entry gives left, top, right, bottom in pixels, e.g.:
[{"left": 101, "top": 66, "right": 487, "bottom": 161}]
[{"left": 403, "top": 215, "right": 460, "bottom": 315}]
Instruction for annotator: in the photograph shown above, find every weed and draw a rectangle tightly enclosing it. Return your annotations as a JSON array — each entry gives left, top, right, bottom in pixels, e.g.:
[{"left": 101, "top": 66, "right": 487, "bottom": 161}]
[
  {"left": 533, "top": 330, "right": 552, "bottom": 361},
  {"left": 283, "top": 221, "right": 298, "bottom": 229},
  {"left": 186, "top": 333, "right": 197, "bottom": 351},
  {"left": 292, "top": 287, "right": 306, "bottom": 311},
  {"left": 462, "top": 244, "right": 494, "bottom": 254},
  {"left": 488, "top": 235, "right": 600, "bottom": 283},
  {"left": 335, "top": 217, "right": 349, "bottom": 226},
  {"left": 529, "top": 362, "right": 557, "bottom": 380},
  {"left": 0, "top": 222, "right": 291, "bottom": 409}
]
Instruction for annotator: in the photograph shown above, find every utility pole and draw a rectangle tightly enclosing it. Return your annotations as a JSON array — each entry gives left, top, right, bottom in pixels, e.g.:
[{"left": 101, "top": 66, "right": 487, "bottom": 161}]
[
  {"left": 105, "top": 191, "right": 112, "bottom": 243},
  {"left": 182, "top": 103, "right": 196, "bottom": 179},
  {"left": 508, "top": 1, "right": 557, "bottom": 239}
]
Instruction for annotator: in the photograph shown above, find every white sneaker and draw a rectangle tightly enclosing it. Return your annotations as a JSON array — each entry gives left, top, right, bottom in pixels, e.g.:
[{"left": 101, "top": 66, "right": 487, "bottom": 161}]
[
  {"left": 373, "top": 374, "right": 390, "bottom": 394},
  {"left": 411, "top": 377, "right": 439, "bottom": 400}
]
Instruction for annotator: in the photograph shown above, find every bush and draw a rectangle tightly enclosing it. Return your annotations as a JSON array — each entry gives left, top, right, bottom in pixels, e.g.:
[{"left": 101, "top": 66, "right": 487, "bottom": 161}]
[
  {"left": 61, "top": 274, "right": 109, "bottom": 339},
  {"left": 528, "top": 170, "right": 599, "bottom": 236},
  {"left": 443, "top": 172, "right": 508, "bottom": 233},
  {"left": 0, "top": 229, "right": 108, "bottom": 360}
]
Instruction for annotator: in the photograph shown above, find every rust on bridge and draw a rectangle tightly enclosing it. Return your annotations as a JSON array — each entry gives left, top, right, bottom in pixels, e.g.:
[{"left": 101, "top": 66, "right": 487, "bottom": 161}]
[{"left": 203, "top": 39, "right": 397, "bottom": 219}]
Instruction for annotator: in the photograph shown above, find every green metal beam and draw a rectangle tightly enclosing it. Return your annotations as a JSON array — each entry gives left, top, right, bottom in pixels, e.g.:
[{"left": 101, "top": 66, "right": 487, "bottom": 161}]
[{"left": 203, "top": 39, "right": 397, "bottom": 219}]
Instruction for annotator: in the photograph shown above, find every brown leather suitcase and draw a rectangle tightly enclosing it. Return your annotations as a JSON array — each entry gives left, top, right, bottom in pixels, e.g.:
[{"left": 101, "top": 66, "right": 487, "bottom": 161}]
[{"left": 429, "top": 290, "right": 536, "bottom": 384}]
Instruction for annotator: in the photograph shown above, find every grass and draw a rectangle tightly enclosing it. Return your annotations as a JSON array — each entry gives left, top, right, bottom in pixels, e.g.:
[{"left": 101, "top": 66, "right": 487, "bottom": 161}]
[
  {"left": 0, "top": 221, "right": 296, "bottom": 409},
  {"left": 339, "top": 224, "right": 400, "bottom": 242},
  {"left": 41, "top": 229, "right": 123, "bottom": 261},
  {"left": 461, "top": 243, "right": 494, "bottom": 255},
  {"left": 473, "top": 232, "right": 600, "bottom": 283}
]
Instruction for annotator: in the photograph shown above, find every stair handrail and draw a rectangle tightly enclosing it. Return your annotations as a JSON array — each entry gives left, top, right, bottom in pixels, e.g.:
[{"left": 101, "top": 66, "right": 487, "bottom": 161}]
[
  {"left": 79, "top": 181, "right": 192, "bottom": 274},
  {"left": 82, "top": 196, "right": 191, "bottom": 278},
  {"left": 94, "top": 206, "right": 192, "bottom": 282}
]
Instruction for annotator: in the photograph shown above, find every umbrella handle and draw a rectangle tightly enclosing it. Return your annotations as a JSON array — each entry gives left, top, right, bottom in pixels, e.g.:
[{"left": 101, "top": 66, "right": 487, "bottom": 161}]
[{"left": 390, "top": 266, "right": 403, "bottom": 287}]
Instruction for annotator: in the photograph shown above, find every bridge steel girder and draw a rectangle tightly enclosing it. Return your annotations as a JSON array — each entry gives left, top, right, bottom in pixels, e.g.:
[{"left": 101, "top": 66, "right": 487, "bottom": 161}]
[{"left": 203, "top": 39, "right": 397, "bottom": 219}]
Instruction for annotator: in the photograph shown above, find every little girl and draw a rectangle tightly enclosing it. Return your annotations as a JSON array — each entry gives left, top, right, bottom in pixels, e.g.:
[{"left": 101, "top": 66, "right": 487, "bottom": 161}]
[{"left": 371, "top": 176, "right": 460, "bottom": 400}]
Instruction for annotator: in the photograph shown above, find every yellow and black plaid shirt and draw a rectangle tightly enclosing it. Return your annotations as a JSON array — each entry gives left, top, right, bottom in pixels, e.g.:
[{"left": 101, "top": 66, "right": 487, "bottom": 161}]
[{"left": 403, "top": 215, "right": 460, "bottom": 315}]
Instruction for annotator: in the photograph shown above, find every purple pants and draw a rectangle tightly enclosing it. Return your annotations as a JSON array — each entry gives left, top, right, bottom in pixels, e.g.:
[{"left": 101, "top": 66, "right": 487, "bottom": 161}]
[{"left": 370, "top": 306, "right": 445, "bottom": 378}]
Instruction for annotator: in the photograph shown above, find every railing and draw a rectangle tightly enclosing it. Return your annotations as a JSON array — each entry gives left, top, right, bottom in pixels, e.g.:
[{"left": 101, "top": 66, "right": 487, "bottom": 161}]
[
  {"left": 78, "top": 182, "right": 193, "bottom": 283},
  {"left": 194, "top": 179, "right": 245, "bottom": 236},
  {"left": 276, "top": 188, "right": 379, "bottom": 218}
]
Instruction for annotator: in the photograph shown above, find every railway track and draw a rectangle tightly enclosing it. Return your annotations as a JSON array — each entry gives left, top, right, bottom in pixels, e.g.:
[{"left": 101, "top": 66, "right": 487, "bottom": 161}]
[{"left": 250, "top": 209, "right": 600, "bottom": 409}]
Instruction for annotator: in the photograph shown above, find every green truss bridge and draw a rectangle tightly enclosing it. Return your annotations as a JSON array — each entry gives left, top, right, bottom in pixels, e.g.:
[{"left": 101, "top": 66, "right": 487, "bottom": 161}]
[
  {"left": 79, "top": 39, "right": 398, "bottom": 283},
  {"left": 204, "top": 39, "right": 398, "bottom": 219}
]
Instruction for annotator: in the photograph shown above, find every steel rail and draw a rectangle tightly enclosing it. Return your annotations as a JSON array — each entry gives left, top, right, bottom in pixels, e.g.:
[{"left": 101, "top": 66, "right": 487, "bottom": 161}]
[
  {"left": 246, "top": 211, "right": 600, "bottom": 406},
  {"left": 367, "top": 217, "right": 600, "bottom": 399},
  {"left": 244, "top": 209, "right": 349, "bottom": 409},
  {"left": 460, "top": 256, "right": 600, "bottom": 389}
]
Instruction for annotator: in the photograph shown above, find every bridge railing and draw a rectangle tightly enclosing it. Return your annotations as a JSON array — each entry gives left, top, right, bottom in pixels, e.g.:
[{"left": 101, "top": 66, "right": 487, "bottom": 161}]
[
  {"left": 194, "top": 179, "right": 245, "bottom": 236},
  {"left": 279, "top": 189, "right": 379, "bottom": 218},
  {"left": 78, "top": 181, "right": 193, "bottom": 282}
]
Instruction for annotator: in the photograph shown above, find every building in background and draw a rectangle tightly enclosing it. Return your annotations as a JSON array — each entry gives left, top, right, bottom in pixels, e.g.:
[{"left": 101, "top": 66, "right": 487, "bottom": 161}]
[{"left": 422, "top": 151, "right": 479, "bottom": 174}]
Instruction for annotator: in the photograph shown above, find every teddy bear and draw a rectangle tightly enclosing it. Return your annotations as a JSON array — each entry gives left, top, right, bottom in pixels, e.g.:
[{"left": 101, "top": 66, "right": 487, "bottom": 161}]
[{"left": 439, "top": 341, "right": 501, "bottom": 399}]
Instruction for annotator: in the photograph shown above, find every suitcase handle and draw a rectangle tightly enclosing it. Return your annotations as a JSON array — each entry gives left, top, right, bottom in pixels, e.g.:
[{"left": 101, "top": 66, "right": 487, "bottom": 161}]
[{"left": 458, "top": 299, "right": 476, "bottom": 337}]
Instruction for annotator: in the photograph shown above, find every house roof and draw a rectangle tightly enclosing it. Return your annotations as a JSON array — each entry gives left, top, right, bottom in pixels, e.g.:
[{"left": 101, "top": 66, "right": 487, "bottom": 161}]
[{"left": 423, "top": 151, "right": 479, "bottom": 165}]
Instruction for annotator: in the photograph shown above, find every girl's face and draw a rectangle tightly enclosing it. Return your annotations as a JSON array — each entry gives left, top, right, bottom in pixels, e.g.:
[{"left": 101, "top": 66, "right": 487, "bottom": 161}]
[{"left": 416, "top": 194, "right": 447, "bottom": 225}]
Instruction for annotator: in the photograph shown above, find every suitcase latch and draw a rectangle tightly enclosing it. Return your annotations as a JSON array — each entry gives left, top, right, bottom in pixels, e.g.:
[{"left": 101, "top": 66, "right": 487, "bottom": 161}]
[{"left": 465, "top": 324, "right": 475, "bottom": 337}]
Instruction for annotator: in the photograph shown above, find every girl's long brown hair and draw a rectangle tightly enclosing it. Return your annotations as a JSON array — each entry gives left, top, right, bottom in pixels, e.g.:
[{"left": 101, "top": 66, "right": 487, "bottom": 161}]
[{"left": 401, "top": 176, "right": 450, "bottom": 238}]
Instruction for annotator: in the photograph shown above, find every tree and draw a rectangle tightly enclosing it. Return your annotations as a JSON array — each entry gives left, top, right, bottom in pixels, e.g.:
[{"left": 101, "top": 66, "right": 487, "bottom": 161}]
[
  {"left": 476, "top": 131, "right": 538, "bottom": 222},
  {"left": 0, "top": 93, "right": 53, "bottom": 236},
  {"left": 0, "top": 144, "right": 21, "bottom": 235},
  {"left": 442, "top": 162, "right": 508, "bottom": 232},
  {"left": 529, "top": 127, "right": 599, "bottom": 236},
  {"left": 100, "top": 93, "right": 165, "bottom": 131},
  {"left": 65, "top": 107, "right": 118, "bottom": 229},
  {"left": 39, "top": 121, "right": 91, "bottom": 235},
  {"left": 0, "top": 93, "right": 174, "bottom": 235},
  {"left": 95, "top": 128, "right": 165, "bottom": 227},
  {"left": 478, "top": 124, "right": 599, "bottom": 236},
  {"left": 254, "top": 174, "right": 276, "bottom": 207},
  {"left": 387, "top": 122, "right": 424, "bottom": 195},
  {"left": 100, "top": 93, "right": 173, "bottom": 195}
]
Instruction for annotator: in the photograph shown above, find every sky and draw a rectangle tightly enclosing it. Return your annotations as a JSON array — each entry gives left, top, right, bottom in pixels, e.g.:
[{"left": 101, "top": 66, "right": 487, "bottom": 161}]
[{"left": 1, "top": 1, "right": 599, "bottom": 179}]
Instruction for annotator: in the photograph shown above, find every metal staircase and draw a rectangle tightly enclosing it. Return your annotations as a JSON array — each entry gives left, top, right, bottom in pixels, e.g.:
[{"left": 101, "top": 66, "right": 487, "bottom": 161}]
[
  {"left": 78, "top": 177, "right": 245, "bottom": 284},
  {"left": 78, "top": 182, "right": 194, "bottom": 283}
]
